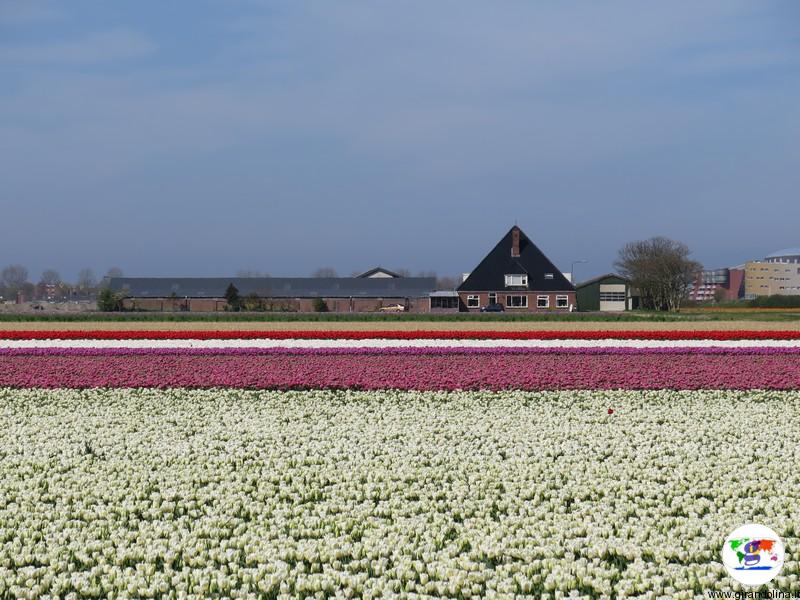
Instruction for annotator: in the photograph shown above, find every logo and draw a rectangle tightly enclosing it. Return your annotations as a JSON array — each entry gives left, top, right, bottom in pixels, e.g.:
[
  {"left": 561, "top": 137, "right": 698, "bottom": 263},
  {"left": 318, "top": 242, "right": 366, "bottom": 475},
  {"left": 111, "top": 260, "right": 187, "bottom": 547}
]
[{"left": 722, "top": 524, "right": 784, "bottom": 586}]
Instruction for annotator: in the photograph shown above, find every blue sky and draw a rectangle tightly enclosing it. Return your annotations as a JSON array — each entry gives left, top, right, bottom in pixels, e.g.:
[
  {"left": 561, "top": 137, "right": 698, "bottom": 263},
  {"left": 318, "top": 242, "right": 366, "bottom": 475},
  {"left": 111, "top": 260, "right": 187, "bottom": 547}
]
[{"left": 1, "top": 1, "right": 799, "bottom": 282}]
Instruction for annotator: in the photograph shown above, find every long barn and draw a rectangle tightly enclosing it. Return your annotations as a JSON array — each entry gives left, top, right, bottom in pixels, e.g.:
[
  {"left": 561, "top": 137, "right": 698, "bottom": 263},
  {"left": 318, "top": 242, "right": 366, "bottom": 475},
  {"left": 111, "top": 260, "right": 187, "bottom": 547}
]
[{"left": 108, "top": 275, "right": 437, "bottom": 313}]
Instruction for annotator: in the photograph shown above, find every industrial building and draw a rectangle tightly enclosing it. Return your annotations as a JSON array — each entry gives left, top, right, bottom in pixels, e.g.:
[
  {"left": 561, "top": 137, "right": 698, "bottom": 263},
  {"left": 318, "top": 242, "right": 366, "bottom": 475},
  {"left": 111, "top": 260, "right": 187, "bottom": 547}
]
[
  {"left": 745, "top": 248, "right": 800, "bottom": 298},
  {"left": 575, "top": 274, "right": 638, "bottom": 312},
  {"left": 108, "top": 274, "right": 437, "bottom": 313},
  {"left": 687, "top": 268, "right": 745, "bottom": 302}
]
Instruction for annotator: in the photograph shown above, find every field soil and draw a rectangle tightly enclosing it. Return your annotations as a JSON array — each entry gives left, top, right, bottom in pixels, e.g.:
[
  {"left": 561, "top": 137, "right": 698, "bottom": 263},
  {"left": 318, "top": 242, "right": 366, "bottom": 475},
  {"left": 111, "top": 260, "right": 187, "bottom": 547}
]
[{"left": 2, "top": 320, "right": 800, "bottom": 331}]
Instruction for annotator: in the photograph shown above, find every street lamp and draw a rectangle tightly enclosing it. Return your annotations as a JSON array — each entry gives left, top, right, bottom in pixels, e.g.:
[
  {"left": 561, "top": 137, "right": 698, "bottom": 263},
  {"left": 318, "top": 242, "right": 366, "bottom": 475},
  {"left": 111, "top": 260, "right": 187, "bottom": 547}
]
[{"left": 570, "top": 259, "right": 588, "bottom": 284}]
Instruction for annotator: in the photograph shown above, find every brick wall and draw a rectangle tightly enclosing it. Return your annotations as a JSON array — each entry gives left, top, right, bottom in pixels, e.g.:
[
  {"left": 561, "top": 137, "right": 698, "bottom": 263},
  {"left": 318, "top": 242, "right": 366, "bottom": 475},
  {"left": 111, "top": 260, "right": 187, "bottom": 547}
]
[{"left": 457, "top": 291, "right": 576, "bottom": 312}]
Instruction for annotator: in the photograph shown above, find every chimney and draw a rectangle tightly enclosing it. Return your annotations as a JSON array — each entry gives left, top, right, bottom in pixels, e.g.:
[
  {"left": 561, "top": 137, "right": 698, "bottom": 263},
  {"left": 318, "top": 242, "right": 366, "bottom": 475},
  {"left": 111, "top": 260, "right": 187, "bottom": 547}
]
[{"left": 511, "top": 226, "right": 520, "bottom": 257}]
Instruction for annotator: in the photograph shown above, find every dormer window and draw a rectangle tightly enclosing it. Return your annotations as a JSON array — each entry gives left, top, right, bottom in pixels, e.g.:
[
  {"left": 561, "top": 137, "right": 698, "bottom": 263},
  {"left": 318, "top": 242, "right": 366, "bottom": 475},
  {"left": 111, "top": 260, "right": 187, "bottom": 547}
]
[
  {"left": 544, "top": 273, "right": 554, "bottom": 280},
  {"left": 504, "top": 274, "right": 528, "bottom": 287}
]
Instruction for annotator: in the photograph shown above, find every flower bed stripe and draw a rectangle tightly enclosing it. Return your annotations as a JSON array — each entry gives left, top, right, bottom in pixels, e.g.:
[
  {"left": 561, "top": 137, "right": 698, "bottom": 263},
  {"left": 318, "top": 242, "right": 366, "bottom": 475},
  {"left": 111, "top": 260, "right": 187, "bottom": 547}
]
[
  {"left": 5, "top": 338, "right": 800, "bottom": 349},
  {"left": 4, "top": 329, "right": 800, "bottom": 341},
  {"left": 2, "top": 347, "right": 799, "bottom": 389}
]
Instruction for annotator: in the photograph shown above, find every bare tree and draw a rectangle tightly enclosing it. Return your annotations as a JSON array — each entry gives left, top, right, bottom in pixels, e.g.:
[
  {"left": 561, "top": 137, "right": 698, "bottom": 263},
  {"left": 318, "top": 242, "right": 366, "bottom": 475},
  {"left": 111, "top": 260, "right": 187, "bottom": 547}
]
[
  {"left": 312, "top": 267, "right": 338, "bottom": 278},
  {"left": 1, "top": 264, "right": 29, "bottom": 292},
  {"left": 393, "top": 268, "right": 411, "bottom": 277},
  {"left": 106, "top": 267, "right": 124, "bottom": 278},
  {"left": 416, "top": 270, "right": 437, "bottom": 279},
  {"left": 39, "top": 269, "right": 61, "bottom": 285},
  {"left": 436, "top": 275, "right": 459, "bottom": 290},
  {"left": 615, "top": 237, "right": 701, "bottom": 312},
  {"left": 76, "top": 268, "right": 96, "bottom": 291}
]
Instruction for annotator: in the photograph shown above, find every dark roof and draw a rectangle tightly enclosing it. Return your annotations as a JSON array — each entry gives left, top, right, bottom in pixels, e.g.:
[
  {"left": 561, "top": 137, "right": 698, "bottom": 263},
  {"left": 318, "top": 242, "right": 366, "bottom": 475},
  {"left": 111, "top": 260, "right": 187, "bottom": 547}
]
[
  {"left": 356, "top": 267, "right": 402, "bottom": 278},
  {"left": 109, "top": 277, "right": 436, "bottom": 298},
  {"left": 575, "top": 273, "right": 630, "bottom": 289},
  {"left": 458, "top": 226, "right": 575, "bottom": 292}
]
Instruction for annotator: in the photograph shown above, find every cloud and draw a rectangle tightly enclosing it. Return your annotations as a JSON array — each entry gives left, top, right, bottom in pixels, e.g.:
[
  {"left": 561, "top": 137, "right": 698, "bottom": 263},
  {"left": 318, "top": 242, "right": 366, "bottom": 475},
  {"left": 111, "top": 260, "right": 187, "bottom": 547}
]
[{"left": 0, "top": 28, "right": 157, "bottom": 64}]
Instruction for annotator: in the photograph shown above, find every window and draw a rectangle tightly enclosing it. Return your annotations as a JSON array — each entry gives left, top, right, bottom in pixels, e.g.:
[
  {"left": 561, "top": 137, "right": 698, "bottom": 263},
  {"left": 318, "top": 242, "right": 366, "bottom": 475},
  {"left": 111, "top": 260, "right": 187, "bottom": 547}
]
[
  {"left": 599, "top": 292, "right": 626, "bottom": 302},
  {"left": 504, "top": 274, "right": 528, "bottom": 287},
  {"left": 488, "top": 292, "right": 497, "bottom": 304},
  {"left": 505, "top": 295, "right": 528, "bottom": 308},
  {"left": 431, "top": 296, "right": 459, "bottom": 309},
  {"left": 556, "top": 295, "right": 569, "bottom": 309},
  {"left": 544, "top": 273, "right": 554, "bottom": 280},
  {"left": 467, "top": 295, "right": 480, "bottom": 308},
  {"left": 537, "top": 295, "right": 549, "bottom": 308}
]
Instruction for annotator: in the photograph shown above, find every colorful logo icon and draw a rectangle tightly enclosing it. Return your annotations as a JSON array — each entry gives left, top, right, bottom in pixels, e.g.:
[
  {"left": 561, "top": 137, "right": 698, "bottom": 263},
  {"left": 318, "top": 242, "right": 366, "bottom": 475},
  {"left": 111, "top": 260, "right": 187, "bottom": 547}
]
[{"left": 722, "top": 524, "right": 784, "bottom": 586}]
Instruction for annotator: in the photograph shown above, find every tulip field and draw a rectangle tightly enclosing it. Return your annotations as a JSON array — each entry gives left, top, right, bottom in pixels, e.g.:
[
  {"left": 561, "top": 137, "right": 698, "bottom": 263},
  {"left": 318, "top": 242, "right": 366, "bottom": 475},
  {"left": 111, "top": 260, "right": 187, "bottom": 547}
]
[{"left": 1, "top": 326, "right": 799, "bottom": 598}]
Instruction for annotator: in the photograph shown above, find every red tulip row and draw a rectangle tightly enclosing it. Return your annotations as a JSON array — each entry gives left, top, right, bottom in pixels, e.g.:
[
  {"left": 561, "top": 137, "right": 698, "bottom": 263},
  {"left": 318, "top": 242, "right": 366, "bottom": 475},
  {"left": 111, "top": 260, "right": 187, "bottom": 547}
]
[
  {"left": 1, "top": 348, "right": 798, "bottom": 390},
  {"left": 2, "top": 329, "right": 800, "bottom": 340}
]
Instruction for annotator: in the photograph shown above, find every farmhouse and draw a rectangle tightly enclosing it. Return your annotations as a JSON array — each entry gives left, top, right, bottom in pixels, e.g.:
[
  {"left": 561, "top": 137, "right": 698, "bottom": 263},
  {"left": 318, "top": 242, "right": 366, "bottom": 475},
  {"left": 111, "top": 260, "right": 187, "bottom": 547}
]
[
  {"left": 458, "top": 226, "right": 576, "bottom": 311},
  {"left": 108, "top": 276, "right": 436, "bottom": 312}
]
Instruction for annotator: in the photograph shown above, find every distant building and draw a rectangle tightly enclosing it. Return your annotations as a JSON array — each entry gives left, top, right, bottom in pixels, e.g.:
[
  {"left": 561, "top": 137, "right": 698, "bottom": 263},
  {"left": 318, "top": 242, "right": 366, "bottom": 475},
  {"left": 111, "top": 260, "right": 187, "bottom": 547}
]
[
  {"left": 687, "top": 268, "right": 745, "bottom": 302},
  {"left": 457, "top": 225, "right": 576, "bottom": 311},
  {"left": 745, "top": 248, "right": 800, "bottom": 298},
  {"left": 109, "top": 276, "right": 437, "bottom": 312},
  {"left": 356, "top": 267, "right": 402, "bottom": 279},
  {"left": 575, "top": 274, "right": 639, "bottom": 311}
]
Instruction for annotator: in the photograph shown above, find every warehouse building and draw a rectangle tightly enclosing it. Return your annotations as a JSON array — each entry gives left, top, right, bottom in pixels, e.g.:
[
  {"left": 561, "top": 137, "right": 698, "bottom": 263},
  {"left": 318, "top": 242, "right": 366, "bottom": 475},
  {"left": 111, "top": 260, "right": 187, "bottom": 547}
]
[
  {"left": 108, "top": 276, "right": 437, "bottom": 312},
  {"left": 575, "top": 274, "right": 638, "bottom": 311}
]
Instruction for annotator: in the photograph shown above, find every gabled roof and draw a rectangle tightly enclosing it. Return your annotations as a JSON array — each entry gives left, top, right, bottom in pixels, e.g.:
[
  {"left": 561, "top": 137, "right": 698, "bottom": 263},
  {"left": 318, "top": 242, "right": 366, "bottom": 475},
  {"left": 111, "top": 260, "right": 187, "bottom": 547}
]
[
  {"left": 109, "top": 277, "right": 436, "bottom": 298},
  {"left": 458, "top": 226, "right": 575, "bottom": 292},
  {"left": 356, "top": 267, "right": 402, "bottom": 278},
  {"left": 575, "top": 273, "right": 630, "bottom": 289}
]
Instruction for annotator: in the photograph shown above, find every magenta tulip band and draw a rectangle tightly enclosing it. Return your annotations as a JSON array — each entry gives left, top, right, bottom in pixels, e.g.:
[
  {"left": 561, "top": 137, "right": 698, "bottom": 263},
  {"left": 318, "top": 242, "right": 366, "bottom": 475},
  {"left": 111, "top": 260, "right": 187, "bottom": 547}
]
[{"left": 2, "top": 347, "right": 799, "bottom": 390}]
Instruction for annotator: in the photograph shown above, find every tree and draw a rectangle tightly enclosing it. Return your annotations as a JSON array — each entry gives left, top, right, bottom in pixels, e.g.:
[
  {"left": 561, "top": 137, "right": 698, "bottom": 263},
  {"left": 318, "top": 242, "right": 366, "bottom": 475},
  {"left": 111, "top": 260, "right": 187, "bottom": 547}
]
[
  {"left": 97, "top": 288, "right": 124, "bottom": 311},
  {"left": 1, "top": 264, "right": 29, "bottom": 292},
  {"left": 393, "top": 268, "right": 411, "bottom": 277},
  {"left": 225, "top": 283, "right": 241, "bottom": 311},
  {"left": 615, "top": 237, "right": 701, "bottom": 312},
  {"left": 77, "top": 268, "right": 96, "bottom": 291},
  {"left": 436, "top": 275, "right": 458, "bottom": 290},
  {"left": 39, "top": 269, "right": 61, "bottom": 285},
  {"left": 312, "top": 297, "right": 329, "bottom": 312},
  {"left": 106, "top": 267, "right": 124, "bottom": 278},
  {"left": 312, "top": 267, "right": 337, "bottom": 278}
]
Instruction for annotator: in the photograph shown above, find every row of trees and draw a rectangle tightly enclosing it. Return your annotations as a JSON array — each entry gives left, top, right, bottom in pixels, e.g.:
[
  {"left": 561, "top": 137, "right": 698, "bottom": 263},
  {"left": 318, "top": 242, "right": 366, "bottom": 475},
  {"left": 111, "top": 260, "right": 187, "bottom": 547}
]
[{"left": 0, "top": 265, "right": 124, "bottom": 301}]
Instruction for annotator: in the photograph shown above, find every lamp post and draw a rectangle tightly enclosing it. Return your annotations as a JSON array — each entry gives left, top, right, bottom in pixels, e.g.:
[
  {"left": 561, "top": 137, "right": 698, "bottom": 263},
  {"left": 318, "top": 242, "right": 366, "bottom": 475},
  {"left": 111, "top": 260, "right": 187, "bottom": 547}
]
[{"left": 570, "top": 259, "right": 588, "bottom": 285}]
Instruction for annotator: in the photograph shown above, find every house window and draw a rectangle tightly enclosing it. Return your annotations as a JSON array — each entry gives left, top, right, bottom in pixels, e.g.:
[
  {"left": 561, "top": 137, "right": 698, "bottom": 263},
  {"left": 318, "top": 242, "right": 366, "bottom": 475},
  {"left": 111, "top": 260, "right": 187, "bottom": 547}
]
[
  {"left": 488, "top": 292, "right": 497, "bottom": 304},
  {"left": 504, "top": 274, "right": 528, "bottom": 287},
  {"left": 544, "top": 273, "right": 554, "bottom": 280},
  {"left": 467, "top": 295, "right": 480, "bottom": 308},
  {"left": 556, "top": 295, "right": 569, "bottom": 309},
  {"left": 505, "top": 295, "right": 528, "bottom": 308},
  {"left": 537, "top": 295, "right": 549, "bottom": 308}
]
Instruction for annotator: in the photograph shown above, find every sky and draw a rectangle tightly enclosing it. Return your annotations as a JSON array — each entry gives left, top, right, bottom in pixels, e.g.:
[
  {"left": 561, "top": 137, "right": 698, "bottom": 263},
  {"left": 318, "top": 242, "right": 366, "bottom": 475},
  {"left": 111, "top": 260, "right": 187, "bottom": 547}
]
[{"left": 1, "top": 1, "right": 799, "bottom": 283}]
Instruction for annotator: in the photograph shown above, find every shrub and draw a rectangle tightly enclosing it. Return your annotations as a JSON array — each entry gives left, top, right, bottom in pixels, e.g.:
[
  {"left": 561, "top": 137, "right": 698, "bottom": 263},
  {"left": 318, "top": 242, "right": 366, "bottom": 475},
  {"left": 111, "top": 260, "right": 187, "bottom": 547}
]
[
  {"left": 97, "top": 288, "right": 123, "bottom": 312},
  {"left": 312, "top": 298, "right": 329, "bottom": 312},
  {"left": 224, "top": 284, "right": 241, "bottom": 312},
  {"left": 749, "top": 295, "right": 800, "bottom": 308}
]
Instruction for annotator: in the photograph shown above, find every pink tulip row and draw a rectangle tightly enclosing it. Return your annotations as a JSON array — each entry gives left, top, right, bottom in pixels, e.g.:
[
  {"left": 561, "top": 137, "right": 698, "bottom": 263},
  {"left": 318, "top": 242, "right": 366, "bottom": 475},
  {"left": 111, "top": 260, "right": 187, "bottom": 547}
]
[{"left": 1, "top": 347, "right": 798, "bottom": 390}]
